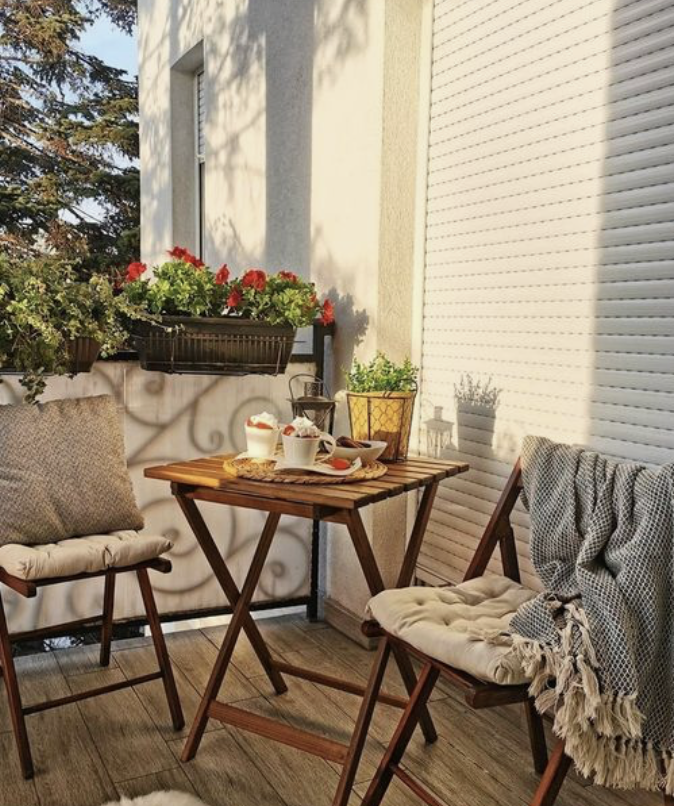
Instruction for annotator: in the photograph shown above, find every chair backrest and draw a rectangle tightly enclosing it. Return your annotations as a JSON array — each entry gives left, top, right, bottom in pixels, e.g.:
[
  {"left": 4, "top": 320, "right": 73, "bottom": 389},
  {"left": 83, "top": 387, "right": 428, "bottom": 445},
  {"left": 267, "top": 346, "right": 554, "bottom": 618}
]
[{"left": 463, "top": 459, "right": 523, "bottom": 583}]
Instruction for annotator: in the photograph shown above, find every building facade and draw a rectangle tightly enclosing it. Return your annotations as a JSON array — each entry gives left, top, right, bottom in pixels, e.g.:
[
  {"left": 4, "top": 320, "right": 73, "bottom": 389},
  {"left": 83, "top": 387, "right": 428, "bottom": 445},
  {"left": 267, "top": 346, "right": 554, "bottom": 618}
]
[{"left": 137, "top": 0, "right": 674, "bottom": 632}]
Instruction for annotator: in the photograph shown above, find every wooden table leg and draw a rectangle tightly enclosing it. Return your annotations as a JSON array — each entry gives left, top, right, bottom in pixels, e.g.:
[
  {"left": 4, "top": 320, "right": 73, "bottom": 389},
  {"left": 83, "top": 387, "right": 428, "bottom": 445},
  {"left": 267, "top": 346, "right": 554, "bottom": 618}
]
[
  {"left": 174, "top": 490, "right": 287, "bottom": 695},
  {"left": 333, "top": 639, "right": 392, "bottom": 806},
  {"left": 182, "top": 511, "right": 281, "bottom": 762},
  {"left": 396, "top": 483, "right": 439, "bottom": 587},
  {"left": 343, "top": 509, "right": 438, "bottom": 744}
]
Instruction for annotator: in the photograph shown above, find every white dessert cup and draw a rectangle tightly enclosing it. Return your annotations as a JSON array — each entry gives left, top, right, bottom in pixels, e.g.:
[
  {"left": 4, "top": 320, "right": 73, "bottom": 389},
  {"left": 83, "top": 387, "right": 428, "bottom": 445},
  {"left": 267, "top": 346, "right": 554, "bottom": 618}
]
[{"left": 245, "top": 424, "right": 280, "bottom": 459}]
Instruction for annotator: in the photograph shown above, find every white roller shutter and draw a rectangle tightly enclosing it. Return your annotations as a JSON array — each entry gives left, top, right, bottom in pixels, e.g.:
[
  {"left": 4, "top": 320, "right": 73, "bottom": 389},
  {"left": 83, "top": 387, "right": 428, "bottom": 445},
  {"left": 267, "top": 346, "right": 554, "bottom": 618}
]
[{"left": 418, "top": 0, "right": 674, "bottom": 589}]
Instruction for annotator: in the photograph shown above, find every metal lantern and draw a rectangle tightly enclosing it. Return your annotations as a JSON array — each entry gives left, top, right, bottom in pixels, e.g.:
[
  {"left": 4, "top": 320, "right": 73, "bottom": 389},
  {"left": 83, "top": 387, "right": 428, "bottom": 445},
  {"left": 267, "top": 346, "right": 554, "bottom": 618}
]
[
  {"left": 425, "top": 405, "right": 453, "bottom": 458},
  {"left": 288, "top": 373, "right": 337, "bottom": 434}
]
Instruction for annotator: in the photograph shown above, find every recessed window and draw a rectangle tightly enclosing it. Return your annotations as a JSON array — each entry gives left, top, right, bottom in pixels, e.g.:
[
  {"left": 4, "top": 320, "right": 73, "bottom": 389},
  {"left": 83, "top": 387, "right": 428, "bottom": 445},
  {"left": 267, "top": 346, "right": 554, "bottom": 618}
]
[{"left": 195, "top": 69, "right": 205, "bottom": 260}]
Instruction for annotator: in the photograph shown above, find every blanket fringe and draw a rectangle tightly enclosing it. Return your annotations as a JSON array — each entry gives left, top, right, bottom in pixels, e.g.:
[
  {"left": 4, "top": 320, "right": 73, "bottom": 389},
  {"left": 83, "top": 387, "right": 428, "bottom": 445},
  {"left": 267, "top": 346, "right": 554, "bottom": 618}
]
[{"left": 510, "top": 633, "right": 674, "bottom": 795}]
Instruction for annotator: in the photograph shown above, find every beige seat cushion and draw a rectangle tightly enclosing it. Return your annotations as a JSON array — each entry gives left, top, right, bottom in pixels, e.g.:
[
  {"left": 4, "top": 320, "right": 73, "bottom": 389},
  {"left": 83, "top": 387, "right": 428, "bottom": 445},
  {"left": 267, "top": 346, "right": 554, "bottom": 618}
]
[
  {"left": 0, "top": 531, "right": 172, "bottom": 581},
  {"left": 365, "top": 576, "right": 537, "bottom": 685}
]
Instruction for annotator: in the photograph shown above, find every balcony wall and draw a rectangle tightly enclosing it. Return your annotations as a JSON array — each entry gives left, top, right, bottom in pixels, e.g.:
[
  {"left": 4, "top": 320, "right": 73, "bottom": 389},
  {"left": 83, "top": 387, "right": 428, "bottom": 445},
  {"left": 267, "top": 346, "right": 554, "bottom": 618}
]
[{"left": 0, "top": 363, "right": 312, "bottom": 633}]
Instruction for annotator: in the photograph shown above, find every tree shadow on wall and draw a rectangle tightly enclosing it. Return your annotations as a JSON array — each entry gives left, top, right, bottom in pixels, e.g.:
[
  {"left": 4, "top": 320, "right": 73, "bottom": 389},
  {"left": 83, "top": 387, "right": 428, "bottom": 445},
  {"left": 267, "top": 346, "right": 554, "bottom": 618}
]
[{"left": 207, "top": 0, "right": 368, "bottom": 278}]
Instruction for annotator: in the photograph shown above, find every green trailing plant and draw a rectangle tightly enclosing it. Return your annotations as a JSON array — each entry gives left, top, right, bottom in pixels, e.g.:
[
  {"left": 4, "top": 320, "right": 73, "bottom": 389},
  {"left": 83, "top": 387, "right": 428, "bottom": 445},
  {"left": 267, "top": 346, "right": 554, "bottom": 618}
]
[
  {"left": 0, "top": 254, "right": 153, "bottom": 401},
  {"left": 345, "top": 352, "right": 418, "bottom": 393},
  {"left": 122, "top": 247, "right": 335, "bottom": 328},
  {"left": 454, "top": 374, "right": 501, "bottom": 409}
]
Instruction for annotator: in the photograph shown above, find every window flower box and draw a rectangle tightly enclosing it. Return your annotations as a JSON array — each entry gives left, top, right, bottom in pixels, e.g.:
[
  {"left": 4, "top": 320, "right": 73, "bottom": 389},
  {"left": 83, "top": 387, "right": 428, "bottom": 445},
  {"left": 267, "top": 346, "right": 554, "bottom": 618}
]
[
  {"left": 131, "top": 316, "right": 296, "bottom": 375},
  {"left": 122, "top": 248, "right": 334, "bottom": 377}
]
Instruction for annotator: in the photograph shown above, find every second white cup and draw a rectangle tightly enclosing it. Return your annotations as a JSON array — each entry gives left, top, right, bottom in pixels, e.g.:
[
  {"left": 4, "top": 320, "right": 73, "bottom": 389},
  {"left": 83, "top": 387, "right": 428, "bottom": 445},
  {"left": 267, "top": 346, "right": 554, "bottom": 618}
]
[{"left": 282, "top": 432, "right": 336, "bottom": 466}]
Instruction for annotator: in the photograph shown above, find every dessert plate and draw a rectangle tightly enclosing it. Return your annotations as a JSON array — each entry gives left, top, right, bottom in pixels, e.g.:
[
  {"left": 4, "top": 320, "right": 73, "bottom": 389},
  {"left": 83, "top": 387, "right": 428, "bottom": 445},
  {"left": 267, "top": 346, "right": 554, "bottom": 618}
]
[{"left": 272, "top": 456, "right": 363, "bottom": 476}]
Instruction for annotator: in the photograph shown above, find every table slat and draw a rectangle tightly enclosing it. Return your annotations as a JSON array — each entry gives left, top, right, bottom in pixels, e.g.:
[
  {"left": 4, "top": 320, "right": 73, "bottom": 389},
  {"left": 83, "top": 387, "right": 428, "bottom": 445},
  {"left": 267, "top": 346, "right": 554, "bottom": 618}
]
[{"left": 145, "top": 455, "right": 468, "bottom": 509}]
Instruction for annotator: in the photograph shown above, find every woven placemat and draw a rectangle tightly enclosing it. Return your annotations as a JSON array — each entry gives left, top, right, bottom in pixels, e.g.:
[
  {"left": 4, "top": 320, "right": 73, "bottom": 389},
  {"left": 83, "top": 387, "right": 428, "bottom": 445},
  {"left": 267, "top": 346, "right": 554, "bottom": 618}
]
[{"left": 223, "top": 457, "right": 388, "bottom": 484}]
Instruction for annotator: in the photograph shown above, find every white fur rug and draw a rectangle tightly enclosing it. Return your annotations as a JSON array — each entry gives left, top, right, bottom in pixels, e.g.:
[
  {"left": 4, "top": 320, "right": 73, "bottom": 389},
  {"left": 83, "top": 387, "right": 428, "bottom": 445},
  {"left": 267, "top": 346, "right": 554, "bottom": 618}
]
[{"left": 103, "top": 791, "right": 210, "bottom": 806}]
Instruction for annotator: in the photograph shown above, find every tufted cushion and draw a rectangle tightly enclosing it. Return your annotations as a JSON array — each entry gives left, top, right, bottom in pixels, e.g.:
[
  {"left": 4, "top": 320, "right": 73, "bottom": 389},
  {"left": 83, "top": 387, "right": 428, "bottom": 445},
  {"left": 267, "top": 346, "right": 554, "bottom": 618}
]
[
  {"left": 365, "top": 576, "right": 537, "bottom": 685},
  {"left": 0, "top": 395, "right": 144, "bottom": 545},
  {"left": 0, "top": 531, "right": 172, "bottom": 580}
]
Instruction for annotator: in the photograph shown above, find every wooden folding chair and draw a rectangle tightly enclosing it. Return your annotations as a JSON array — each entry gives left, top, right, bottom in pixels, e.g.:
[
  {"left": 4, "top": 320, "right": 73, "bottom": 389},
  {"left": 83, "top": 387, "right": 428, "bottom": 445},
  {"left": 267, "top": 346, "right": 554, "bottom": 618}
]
[
  {"left": 347, "top": 460, "right": 674, "bottom": 806},
  {"left": 335, "top": 460, "right": 550, "bottom": 804},
  {"left": 0, "top": 558, "right": 185, "bottom": 779}
]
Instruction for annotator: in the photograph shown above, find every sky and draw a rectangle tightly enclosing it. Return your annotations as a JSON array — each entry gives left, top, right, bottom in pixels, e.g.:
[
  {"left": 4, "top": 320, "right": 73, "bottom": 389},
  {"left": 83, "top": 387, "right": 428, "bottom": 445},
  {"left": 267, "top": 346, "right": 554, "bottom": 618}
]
[{"left": 78, "top": 15, "right": 138, "bottom": 78}]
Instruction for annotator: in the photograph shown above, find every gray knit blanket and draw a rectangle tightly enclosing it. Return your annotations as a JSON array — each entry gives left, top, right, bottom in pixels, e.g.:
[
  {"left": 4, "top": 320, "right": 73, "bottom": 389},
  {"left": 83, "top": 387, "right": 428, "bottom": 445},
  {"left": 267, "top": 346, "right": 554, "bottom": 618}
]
[{"left": 510, "top": 436, "right": 674, "bottom": 795}]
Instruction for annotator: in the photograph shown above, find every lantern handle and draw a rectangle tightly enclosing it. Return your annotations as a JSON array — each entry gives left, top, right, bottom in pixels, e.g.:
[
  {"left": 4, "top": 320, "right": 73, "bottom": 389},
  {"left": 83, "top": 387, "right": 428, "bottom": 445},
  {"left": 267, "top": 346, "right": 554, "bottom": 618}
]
[{"left": 288, "top": 373, "right": 330, "bottom": 403}]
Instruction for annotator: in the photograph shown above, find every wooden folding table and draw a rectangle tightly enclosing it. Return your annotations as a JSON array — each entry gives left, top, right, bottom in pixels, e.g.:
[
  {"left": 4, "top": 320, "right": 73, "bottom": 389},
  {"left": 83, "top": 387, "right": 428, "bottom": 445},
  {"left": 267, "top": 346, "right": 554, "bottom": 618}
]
[{"left": 145, "top": 454, "right": 467, "bottom": 805}]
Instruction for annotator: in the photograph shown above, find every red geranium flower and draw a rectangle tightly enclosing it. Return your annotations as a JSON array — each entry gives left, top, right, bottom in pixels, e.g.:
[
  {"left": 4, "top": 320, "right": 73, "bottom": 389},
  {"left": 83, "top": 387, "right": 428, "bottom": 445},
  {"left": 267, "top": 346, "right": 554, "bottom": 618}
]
[
  {"left": 168, "top": 245, "right": 204, "bottom": 269},
  {"left": 318, "top": 298, "right": 335, "bottom": 325},
  {"left": 185, "top": 253, "right": 205, "bottom": 269},
  {"left": 241, "top": 269, "right": 267, "bottom": 292},
  {"left": 227, "top": 288, "right": 243, "bottom": 308},
  {"left": 215, "top": 264, "right": 230, "bottom": 285},
  {"left": 278, "top": 270, "right": 298, "bottom": 283},
  {"left": 125, "top": 261, "right": 147, "bottom": 282}
]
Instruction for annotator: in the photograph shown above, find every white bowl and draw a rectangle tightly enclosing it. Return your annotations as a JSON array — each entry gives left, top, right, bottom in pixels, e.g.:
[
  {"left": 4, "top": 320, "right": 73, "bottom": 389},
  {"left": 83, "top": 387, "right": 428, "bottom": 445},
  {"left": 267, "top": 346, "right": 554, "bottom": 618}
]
[{"left": 333, "top": 440, "right": 387, "bottom": 465}]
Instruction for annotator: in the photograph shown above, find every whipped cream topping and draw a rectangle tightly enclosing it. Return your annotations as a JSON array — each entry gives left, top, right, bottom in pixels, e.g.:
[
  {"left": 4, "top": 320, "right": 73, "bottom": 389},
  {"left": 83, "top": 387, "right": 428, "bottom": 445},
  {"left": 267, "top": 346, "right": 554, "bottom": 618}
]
[
  {"left": 247, "top": 411, "right": 279, "bottom": 429},
  {"left": 286, "top": 416, "right": 321, "bottom": 438}
]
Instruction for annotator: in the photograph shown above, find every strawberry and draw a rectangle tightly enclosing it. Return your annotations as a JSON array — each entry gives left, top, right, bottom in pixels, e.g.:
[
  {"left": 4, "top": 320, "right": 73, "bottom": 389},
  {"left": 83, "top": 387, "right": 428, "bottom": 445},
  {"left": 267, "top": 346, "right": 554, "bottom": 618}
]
[
  {"left": 283, "top": 425, "right": 295, "bottom": 436},
  {"left": 328, "top": 458, "right": 351, "bottom": 471},
  {"left": 247, "top": 418, "right": 274, "bottom": 430}
]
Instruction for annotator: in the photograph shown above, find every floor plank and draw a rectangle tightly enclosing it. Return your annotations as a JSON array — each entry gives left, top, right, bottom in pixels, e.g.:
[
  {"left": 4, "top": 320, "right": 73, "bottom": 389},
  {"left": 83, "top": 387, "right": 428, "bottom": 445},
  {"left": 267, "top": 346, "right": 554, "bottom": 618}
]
[
  {"left": 251, "top": 673, "right": 389, "bottom": 784},
  {"left": 201, "top": 625, "right": 286, "bottom": 683},
  {"left": 115, "top": 766, "right": 196, "bottom": 801},
  {"left": 14, "top": 653, "right": 118, "bottom": 806},
  {"left": 165, "top": 630, "right": 258, "bottom": 703},
  {"left": 67, "top": 666, "right": 177, "bottom": 783},
  {"left": 54, "top": 643, "right": 119, "bottom": 677},
  {"left": 228, "top": 694, "right": 341, "bottom": 806},
  {"left": 112, "top": 644, "right": 222, "bottom": 741},
  {"left": 0, "top": 732, "right": 40, "bottom": 806},
  {"left": 168, "top": 718, "right": 286, "bottom": 806},
  {"left": 2, "top": 616, "right": 666, "bottom": 806}
]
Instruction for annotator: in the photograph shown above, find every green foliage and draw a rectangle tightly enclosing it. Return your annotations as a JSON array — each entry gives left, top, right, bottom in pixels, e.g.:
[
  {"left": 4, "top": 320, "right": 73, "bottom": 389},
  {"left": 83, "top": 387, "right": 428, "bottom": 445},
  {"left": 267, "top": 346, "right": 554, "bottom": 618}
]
[
  {"left": 0, "top": 0, "right": 139, "bottom": 273},
  {"left": 122, "top": 256, "right": 331, "bottom": 329},
  {"left": 0, "top": 253, "right": 152, "bottom": 401},
  {"left": 346, "top": 352, "right": 418, "bottom": 393},
  {"left": 124, "top": 260, "right": 219, "bottom": 318},
  {"left": 454, "top": 374, "right": 501, "bottom": 408}
]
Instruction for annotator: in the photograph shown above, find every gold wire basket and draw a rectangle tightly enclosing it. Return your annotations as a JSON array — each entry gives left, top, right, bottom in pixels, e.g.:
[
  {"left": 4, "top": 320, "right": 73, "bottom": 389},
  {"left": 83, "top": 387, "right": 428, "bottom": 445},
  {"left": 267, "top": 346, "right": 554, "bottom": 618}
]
[{"left": 346, "top": 391, "right": 417, "bottom": 462}]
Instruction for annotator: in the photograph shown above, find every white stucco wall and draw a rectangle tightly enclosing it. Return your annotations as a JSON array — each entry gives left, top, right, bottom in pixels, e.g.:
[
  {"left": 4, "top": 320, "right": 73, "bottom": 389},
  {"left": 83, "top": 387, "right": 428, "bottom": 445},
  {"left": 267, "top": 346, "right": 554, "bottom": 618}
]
[{"left": 138, "top": 0, "right": 429, "bottom": 632}]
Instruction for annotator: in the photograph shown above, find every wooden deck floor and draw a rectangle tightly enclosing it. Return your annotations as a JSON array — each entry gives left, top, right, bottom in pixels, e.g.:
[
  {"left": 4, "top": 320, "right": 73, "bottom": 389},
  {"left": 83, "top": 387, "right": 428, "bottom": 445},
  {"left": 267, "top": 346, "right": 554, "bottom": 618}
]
[{"left": 0, "top": 614, "right": 662, "bottom": 806}]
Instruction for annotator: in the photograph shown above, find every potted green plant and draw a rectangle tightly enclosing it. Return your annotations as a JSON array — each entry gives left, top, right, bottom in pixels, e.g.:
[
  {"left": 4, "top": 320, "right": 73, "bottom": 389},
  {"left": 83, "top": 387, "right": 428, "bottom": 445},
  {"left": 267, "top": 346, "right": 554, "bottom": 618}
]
[
  {"left": 123, "top": 247, "right": 334, "bottom": 375},
  {"left": 0, "top": 255, "right": 153, "bottom": 401},
  {"left": 345, "top": 352, "right": 418, "bottom": 462}
]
